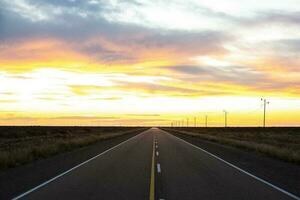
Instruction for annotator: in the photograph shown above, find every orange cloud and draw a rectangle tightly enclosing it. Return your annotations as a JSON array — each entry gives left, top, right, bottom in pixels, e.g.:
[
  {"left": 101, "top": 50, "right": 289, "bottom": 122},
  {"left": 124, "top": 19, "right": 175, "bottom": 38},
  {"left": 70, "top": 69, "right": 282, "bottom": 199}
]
[{"left": 0, "top": 38, "right": 89, "bottom": 72}]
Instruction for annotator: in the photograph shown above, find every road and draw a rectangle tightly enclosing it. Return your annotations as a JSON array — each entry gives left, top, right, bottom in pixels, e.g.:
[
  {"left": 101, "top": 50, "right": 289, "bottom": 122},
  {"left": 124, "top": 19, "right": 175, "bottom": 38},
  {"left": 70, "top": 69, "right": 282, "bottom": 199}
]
[{"left": 11, "top": 128, "right": 299, "bottom": 200}]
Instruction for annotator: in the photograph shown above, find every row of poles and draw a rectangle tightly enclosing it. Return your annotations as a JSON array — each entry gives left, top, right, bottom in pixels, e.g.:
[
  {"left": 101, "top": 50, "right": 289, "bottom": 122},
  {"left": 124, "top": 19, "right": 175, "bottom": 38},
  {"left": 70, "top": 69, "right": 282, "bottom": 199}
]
[{"left": 171, "top": 98, "right": 269, "bottom": 128}]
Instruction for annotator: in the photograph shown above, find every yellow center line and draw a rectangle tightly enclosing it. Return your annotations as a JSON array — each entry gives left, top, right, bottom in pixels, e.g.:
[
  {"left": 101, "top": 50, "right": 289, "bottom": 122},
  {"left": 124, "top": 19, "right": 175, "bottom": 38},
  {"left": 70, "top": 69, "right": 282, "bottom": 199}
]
[{"left": 149, "top": 136, "right": 155, "bottom": 200}]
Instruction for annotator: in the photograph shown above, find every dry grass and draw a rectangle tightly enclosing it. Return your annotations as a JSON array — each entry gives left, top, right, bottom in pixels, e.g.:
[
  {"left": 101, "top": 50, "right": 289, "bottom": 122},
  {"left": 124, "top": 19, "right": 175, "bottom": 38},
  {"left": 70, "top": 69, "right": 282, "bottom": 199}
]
[
  {"left": 165, "top": 127, "right": 300, "bottom": 164},
  {"left": 0, "top": 126, "right": 146, "bottom": 170}
]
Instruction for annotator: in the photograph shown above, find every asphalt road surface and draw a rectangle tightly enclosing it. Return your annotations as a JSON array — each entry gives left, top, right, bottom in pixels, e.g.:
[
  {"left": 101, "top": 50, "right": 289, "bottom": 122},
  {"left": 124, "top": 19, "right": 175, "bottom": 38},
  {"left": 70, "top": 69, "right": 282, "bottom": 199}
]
[{"left": 11, "top": 128, "right": 299, "bottom": 200}]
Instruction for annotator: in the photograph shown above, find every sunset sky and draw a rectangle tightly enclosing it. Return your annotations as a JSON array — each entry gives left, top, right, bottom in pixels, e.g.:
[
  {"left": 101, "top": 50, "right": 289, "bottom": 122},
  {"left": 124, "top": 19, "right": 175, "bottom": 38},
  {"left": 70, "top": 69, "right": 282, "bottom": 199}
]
[{"left": 0, "top": 0, "right": 300, "bottom": 126}]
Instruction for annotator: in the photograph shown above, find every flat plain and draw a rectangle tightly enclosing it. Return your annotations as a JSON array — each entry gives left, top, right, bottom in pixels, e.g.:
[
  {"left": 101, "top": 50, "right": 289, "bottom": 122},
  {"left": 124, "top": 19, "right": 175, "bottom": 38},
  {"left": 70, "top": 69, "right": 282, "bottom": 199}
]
[
  {"left": 164, "top": 127, "right": 300, "bottom": 163},
  {"left": 0, "top": 126, "right": 146, "bottom": 170}
]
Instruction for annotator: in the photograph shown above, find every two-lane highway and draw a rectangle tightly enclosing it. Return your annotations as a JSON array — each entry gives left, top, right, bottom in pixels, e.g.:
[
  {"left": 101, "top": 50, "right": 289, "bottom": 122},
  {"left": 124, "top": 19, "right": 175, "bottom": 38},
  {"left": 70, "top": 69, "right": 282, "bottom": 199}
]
[
  {"left": 155, "top": 129, "right": 298, "bottom": 200},
  {"left": 12, "top": 128, "right": 299, "bottom": 200},
  {"left": 13, "top": 128, "right": 154, "bottom": 200}
]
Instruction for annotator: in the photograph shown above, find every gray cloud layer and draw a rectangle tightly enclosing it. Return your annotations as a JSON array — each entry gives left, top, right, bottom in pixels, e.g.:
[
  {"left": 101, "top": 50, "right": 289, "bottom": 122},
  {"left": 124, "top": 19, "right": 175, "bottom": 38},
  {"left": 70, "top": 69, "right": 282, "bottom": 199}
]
[
  {"left": 0, "top": 0, "right": 232, "bottom": 64},
  {"left": 1, "top": 0, "right": 300, "bottom": 96}
]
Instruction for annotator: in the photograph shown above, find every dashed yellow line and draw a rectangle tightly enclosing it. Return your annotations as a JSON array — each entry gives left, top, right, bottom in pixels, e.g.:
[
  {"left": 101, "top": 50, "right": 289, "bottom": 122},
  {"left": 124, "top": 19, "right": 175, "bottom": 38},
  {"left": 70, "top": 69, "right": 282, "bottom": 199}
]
[{"left": 149, "top": 137, "right": 155, "bottom": 200}]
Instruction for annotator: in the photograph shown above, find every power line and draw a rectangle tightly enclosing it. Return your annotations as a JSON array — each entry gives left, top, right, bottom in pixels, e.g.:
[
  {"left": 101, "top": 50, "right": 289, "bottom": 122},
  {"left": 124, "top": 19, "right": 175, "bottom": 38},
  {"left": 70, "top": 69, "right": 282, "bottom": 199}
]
[
  {"left": 223, "top": 110, "right": 228, "bottom": 127},
  {"left": 261, "top": 98, "right": 269, "bottom": 127}
]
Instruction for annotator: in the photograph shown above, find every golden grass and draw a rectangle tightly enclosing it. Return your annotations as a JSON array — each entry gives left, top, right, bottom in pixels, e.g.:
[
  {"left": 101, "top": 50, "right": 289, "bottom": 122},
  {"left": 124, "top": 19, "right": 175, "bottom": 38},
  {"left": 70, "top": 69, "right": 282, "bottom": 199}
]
[
  {"left": 165, "top": 127, "right": 300, "bottom": 164},
  {"left": 0, "top": 127, "right": 146, "bottom": 170}
]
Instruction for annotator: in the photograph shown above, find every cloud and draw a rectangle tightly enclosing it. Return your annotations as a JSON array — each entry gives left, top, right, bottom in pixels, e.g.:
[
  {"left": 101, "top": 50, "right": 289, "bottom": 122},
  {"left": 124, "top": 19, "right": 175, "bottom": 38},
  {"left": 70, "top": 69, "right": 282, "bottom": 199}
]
[
  {"left": 168, "top": 65, "right": 267, "bottom": 85},
  {"left": 52, "top": 116, "right": 119, "bottom": 120},
  {"left": 93, "top": 97, "right": 122, "bottom": 100},
  {"left": 241, "top": 11, "right": 300, "bottom": 27},
  {"left": 0, "top": 0, "right": 231, "bottom": 68},
  {"left": 265, "top": 39, "right": 300, "bottom": 55},
  {"left": 68, "top": 79, "right": 234, "bottom": 98},
  {"left": 117, "top": 81, "right": 204, "bottom": 96},
  {"left": 126, "top": 114, "right": 160, "bottom": 116},
  {"left": 69, "top": 85, "right": 105, "bottom": 96},
  {"left": 167, "top": 64, "right": 300, "bottom": 94},
  {"left": 0, "top": 100, "right": 16, "bottom": 103}
]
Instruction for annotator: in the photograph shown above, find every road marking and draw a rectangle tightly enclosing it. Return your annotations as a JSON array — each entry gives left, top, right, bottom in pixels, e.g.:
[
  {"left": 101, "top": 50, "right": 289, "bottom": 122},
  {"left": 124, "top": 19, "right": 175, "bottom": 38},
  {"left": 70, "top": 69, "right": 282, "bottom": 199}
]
[
  {"left": 149, "top": 137, "right": 155, "bottom": 200},
  {"left": 167, "top": 132, "right": 300, "bottom": 200},
  {"left": 156, "top": 145, "right": 158, "bottom": 149},
  {"left": 156, "top": 151, "right": 159, "bottom": 156},
  {"left": 157, "top": 163, "right": 161, "bottom": 173},
  {"left": 12, "top": 132, "right": 146, "bottom": 200}
]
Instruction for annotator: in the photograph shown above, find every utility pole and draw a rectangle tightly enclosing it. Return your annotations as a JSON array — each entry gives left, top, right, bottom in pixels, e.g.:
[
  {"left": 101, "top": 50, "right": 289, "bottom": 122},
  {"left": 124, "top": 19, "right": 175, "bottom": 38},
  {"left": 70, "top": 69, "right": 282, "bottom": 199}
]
[
  {"left": 205, "top": 115, "right": 208, "bottom": 127},
  {"left": 261, "top": 98, "right": 269, "bottom": 127},
  {"left": 223, "top": 110, "right": 228, "bottom": 127}
]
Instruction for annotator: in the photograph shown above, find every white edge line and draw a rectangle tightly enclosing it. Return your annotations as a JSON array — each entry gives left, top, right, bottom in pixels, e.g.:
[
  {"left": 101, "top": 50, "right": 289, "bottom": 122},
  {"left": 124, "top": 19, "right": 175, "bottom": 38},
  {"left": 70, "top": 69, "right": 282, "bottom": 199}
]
[
  {"left": 12, "top": 132, "right": 144, "bottom": 200},
  {"left": 166, "top": 132, "right": 300, "bottom": 200},
  {"left": 157, "top": 163, "right": 161, "bottom": 173}
]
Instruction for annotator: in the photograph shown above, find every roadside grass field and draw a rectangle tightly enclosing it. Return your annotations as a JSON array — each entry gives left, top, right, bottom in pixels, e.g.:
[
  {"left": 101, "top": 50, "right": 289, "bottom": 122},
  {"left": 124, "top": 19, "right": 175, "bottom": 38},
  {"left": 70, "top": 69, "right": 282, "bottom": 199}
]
[
  {"left": 0, "top": 126, "right": 146, "bottom": 170},
  {"left": 165, "top": 127, "right": 300, "bottom": 164}
]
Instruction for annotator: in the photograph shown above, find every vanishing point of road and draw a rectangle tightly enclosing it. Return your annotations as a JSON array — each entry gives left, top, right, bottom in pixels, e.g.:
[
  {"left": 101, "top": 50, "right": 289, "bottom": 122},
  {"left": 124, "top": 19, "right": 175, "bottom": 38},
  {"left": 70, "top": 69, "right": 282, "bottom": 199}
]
[{"left": 11, "top": 128, "right": 300, "bottom": 200}]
